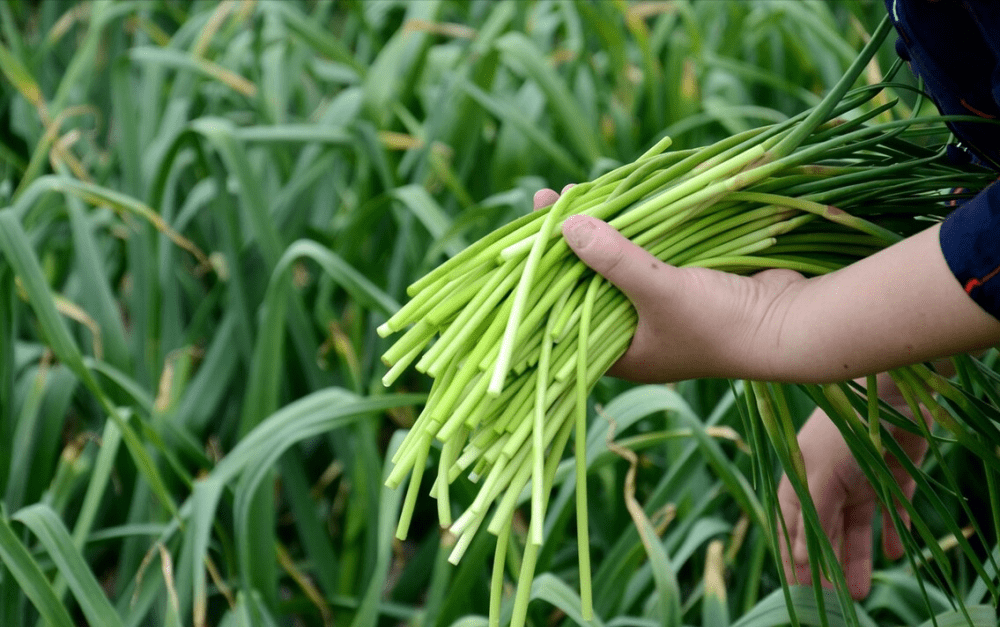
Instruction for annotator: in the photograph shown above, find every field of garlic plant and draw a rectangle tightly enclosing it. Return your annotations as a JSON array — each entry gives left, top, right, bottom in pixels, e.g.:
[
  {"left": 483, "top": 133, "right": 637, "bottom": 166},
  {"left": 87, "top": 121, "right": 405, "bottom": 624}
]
[{"left": 0, "top": 1, "right": 997, "bottom": 626}]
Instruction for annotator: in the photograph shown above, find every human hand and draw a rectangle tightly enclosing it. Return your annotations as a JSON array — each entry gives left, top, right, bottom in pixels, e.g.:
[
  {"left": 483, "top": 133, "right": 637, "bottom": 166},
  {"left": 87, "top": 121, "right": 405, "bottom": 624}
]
[
  {"left": 776, "top": 373, "right": 930, "bottom": 599},
  {"left": 533, "top": 187, "right": 806, "bottom": 382}
]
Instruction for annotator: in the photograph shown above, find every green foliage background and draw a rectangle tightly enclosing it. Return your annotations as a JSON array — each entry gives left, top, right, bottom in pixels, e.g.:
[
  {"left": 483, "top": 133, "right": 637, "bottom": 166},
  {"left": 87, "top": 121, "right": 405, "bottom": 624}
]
[{"left": 0, "top": 1, "right": 996, "bottom": 626}]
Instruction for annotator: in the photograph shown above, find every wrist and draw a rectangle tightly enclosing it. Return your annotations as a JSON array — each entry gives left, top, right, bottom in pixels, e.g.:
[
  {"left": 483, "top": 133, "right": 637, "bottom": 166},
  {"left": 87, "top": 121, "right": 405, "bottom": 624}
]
[{"left": 741, "top": 268, "right": 815, "bottom": 382}]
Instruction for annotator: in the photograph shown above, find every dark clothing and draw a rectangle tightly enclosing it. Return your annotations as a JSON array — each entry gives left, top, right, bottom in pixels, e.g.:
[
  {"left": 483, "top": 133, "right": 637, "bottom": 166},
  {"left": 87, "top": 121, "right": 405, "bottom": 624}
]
[{"left": 887, "top": 0, "right": 1000, "bottom": 319}]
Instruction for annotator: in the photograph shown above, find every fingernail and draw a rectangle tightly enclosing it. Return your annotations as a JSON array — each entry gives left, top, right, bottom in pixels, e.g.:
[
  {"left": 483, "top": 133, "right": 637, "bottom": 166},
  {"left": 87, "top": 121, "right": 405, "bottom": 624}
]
[{"left": 563, "top": 215, "right": 595, "bottom": 249}]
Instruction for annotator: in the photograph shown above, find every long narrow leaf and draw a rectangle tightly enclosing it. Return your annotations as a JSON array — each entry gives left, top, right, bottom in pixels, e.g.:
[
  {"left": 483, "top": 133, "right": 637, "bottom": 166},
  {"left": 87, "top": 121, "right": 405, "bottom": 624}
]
[
  {"left": 13, "top": 504, "right": 126, "bottom": 627},
  {"left": 0, "top": 510, "right": 76, "bottom": 627}
]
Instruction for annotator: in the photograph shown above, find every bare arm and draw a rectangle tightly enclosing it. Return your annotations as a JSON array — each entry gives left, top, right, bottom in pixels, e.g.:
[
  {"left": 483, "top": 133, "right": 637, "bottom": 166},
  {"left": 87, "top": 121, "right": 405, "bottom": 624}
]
[{"left": 765, "top": 223, "right": 1000, "bottom": 382}]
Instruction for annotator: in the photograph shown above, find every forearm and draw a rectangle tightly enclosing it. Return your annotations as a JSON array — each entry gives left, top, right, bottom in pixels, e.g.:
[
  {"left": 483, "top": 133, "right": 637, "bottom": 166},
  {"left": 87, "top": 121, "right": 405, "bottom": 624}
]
[{"left": 767, "top": 223, "right": 1000, "bottom": 383}]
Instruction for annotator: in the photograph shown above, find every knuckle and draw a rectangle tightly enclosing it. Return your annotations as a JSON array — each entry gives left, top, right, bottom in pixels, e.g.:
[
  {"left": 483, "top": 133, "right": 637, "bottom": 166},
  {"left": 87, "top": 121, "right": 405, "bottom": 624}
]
[{"left": 597, "top": 240, "right": 628, "bottom": 279}]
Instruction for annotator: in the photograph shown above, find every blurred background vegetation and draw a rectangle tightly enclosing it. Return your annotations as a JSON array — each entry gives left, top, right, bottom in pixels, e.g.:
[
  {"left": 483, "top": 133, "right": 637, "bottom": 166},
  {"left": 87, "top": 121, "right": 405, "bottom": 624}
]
[{"left": 0, "top": 1, "right": 996, "bottom": 626}]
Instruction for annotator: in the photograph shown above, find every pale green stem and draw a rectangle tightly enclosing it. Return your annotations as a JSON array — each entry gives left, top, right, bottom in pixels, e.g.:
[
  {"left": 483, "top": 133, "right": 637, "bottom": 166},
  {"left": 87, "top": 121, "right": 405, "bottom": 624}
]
[
  {"left": 726, "top": 191, "right": 902, "bottom": 244},
  {"left": 867, "top": 375, "right": 882, "bottom": 456},
  {"left": 691, "top": 255, "right": 838, "bottom": 275},
  {"left": 396, "top": 430, "right": 432, "bottom": 540},
  {"left": 406, "top": 207, "right": 546, "bottom": 296},
  {"left": 434, "top": 374, "right": 493, "bottom": 445},
  {"left": 509, "top": 388, "right": 587, "bottom": 627},
  {"left": 425, "top": 271, "right": 494, "bottom": 325},
  {"left": 769, "top": 17, "right": 893, "bottom": 157},
  {"left": 418, "top": 259, "right": 523, "bottom": 375},
  {"left": 382, "top": 320, "right": 435, "bottom": 366},
  {"left": 448, "top": 512, "right": 484, "bottom": 564},
  {"left": 576, "top": 277, "right": 599, "bottom": 619},
  {"left": 552, "top": 278, "right": 589, "bottom": 340},
  {"left": 489, "top": 185, "right": 587, "bottom": 395},
  {"left": 509, "top": 525, "right": 541, "bottom": 627},
  {"left": 382, "top": 341, "right": 426, "bottom": 387},
  {"left": 665, "top": 210, "right": 805, "bottom": 266},
  {"left": 532, "top": 310, "right": 557, "bottom": 545},
  {"left": 638, "top": 133, "right": 674, "bottom": 160},
  {"left": 489, "top": 521, "right": 512, "bottom": 627},
  {"left": 448, "top": 443, "right": 486, "bottom": 484},
  {"left": 610, "top": 144, "right": 766, "bottom": 234},
  {"left": 639, "top": 201, "right": 747, "bottom": 258},
  {"left": 487, "top": 405, "right": 575, "bottom": 535},
  {"left": 436, "top": 425, "right": 468, "bottom": 527}
]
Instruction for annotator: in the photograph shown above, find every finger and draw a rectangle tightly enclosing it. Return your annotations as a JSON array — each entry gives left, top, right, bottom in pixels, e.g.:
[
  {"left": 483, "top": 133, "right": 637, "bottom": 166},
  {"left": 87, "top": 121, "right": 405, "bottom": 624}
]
[
  {"left": 881, "top": 503, "right": 908, "bottom": 561},
  {"left": 843, "top": 501, "right": 876, "bottom": 600},
  {"left": 882, "top": 478, "right": 915, "bottom": 560},
  {"left": 786, "top": 475, "right": 847, "bottom": 591},
  {"left": 806, "top": 474, "right": 848, "bottom": 566},
  {"left": 533, "top": 188, "right": 560, "bottom": 211},
  {"left": 561, "top": 215, "right": 675, "bottom": 308},
  {"left": 777, "top": 513, "right": 815, "bottom": 589},
  {"left": 776, "top": 476, "right": 821, "bottom": 588},
  {"left": 793, "top": 510, "right": 812, "bottom": 567},
  {"left": 561, "top": 183, "right": 576, "bottom": 194},
  {"left": 790, "top": 510, "right": 817, "bottom": 588},
  {"left": 776, "top": 478, "right": 805, "bottom": 585}
]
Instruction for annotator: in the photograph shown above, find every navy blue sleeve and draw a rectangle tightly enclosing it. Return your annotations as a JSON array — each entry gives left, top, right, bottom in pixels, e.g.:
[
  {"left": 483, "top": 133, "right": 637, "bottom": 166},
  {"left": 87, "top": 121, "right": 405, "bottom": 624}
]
[
  {"left": 887, "top": 0, "right": 1000, "bottom": 321},
  {"left": 885, "top": 0, "right": 1000, "bottom": 169},
  {"left": 940, "top": 182, "right": 1000, "bottom": 320}
]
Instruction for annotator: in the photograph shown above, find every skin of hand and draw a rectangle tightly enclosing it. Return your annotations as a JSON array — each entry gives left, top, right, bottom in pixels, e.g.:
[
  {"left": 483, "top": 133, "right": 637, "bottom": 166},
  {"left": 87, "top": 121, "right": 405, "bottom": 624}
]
[
  {"left": 776, "top": 370, "right": 932, "bottom": 600},
  {"left": 535, "top": 187, "right": 811, "bottom": 381}
]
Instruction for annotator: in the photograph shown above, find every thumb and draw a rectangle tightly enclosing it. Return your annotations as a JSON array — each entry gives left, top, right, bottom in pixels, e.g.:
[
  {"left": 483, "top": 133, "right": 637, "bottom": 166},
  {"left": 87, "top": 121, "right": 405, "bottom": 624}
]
[{"left": 562, "top": 215, "right": 669, "bottom": 305}]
